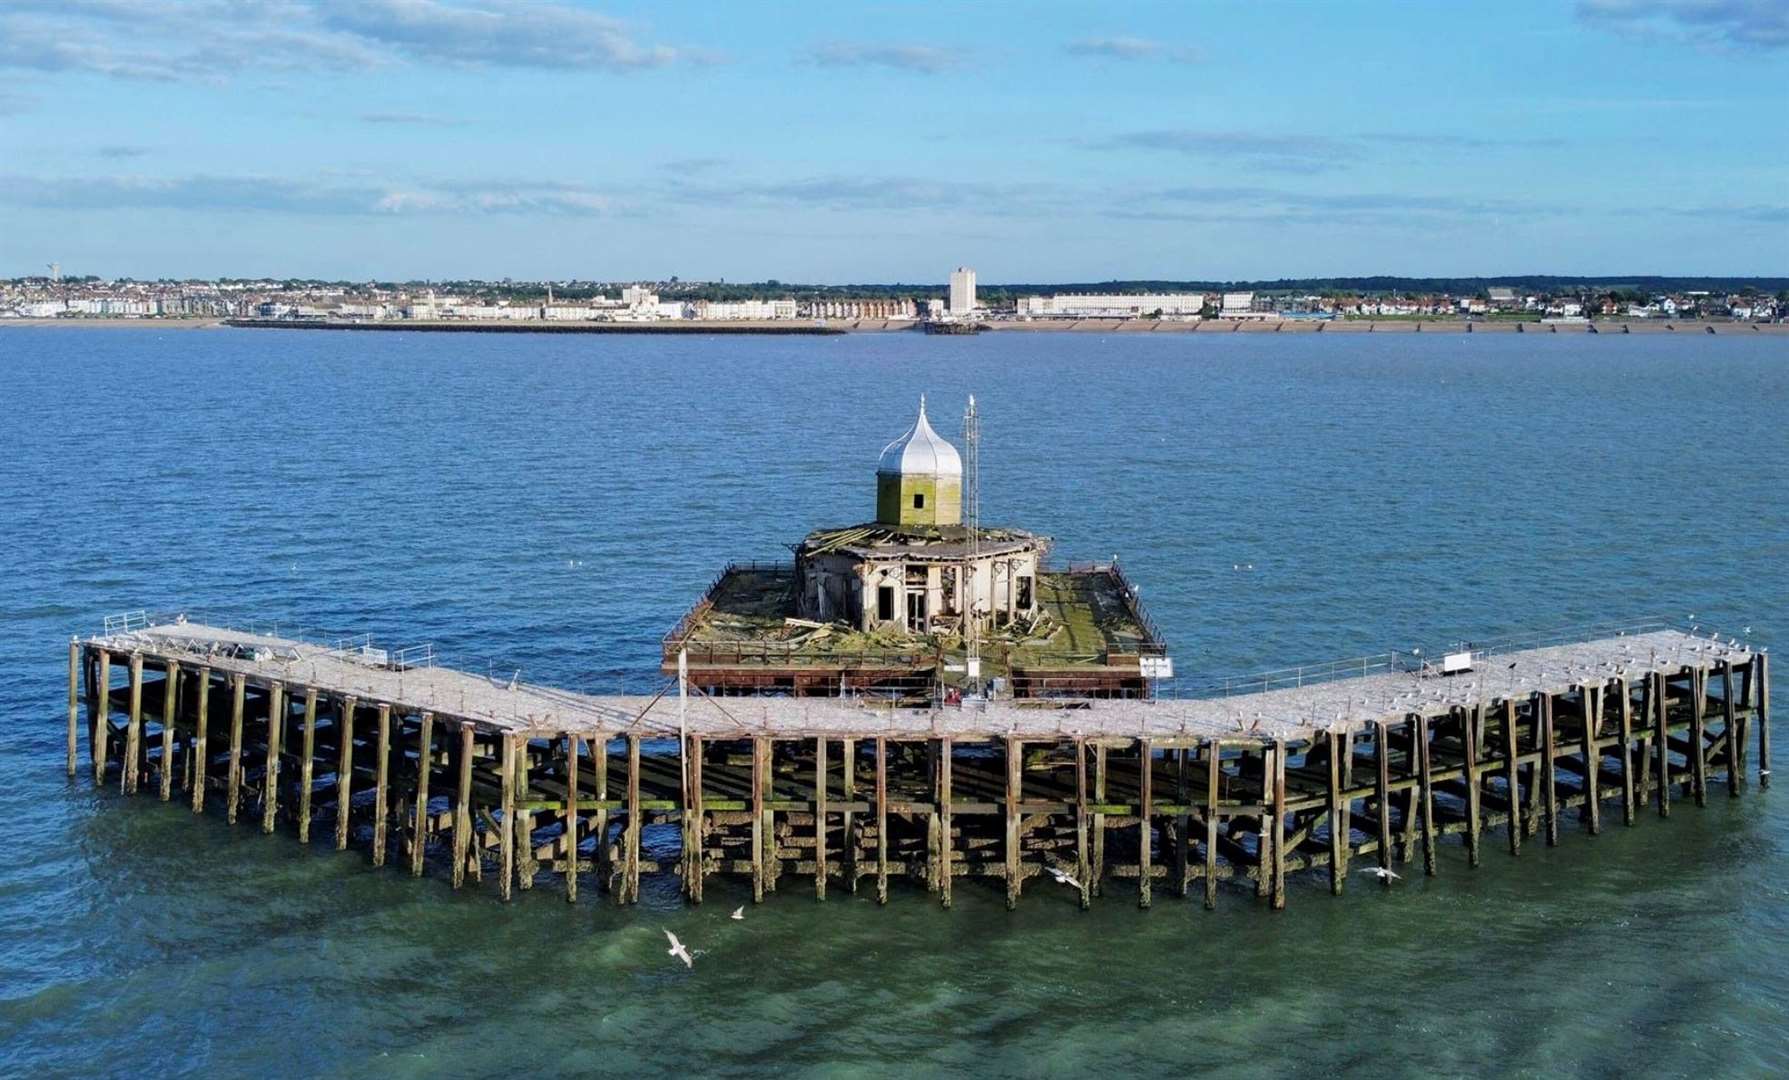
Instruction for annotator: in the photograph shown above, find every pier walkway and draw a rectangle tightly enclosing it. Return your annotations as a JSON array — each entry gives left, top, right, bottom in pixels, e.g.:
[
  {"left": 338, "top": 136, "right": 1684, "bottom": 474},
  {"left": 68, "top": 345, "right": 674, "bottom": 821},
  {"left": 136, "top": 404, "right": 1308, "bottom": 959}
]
[{"left": 63, "top": 618, "right": 1768, "bottom": 911}]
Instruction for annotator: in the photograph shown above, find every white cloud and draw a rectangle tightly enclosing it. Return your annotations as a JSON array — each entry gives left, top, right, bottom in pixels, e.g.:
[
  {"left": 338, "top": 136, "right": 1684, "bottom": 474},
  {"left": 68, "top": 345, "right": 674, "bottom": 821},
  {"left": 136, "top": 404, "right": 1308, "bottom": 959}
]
[
  {"left": 0, "top": 0, "right": 688, "bottom": 82},
  {"left": 1064, "top": 37, "right": 1200, "bottom": 63},
  {"left": 1577, "top": 0, "right": 1789, "bottom": 49},
  {"left": 805, "top": 41, "right": 968, "bottom": 74}
]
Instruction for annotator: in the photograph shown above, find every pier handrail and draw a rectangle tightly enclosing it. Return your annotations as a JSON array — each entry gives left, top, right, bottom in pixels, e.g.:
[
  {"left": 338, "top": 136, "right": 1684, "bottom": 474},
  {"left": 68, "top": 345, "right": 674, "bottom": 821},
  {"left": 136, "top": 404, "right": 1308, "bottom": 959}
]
[{"left": 1158, "top": 618, "right": 1683, "bottom": 701}]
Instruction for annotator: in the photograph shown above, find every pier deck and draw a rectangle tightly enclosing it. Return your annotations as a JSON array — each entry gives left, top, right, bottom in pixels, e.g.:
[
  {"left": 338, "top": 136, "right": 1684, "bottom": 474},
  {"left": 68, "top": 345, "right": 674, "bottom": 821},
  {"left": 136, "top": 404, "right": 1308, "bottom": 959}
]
[{"left": 64, "top": 618, "right": 1768, "bottom": 910}]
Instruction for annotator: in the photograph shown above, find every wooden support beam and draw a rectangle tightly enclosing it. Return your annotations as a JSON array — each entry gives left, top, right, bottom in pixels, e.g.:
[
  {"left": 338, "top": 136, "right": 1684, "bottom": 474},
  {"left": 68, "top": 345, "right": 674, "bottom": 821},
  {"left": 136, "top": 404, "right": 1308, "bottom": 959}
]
[
  {"left": 499, "top": 733, "right": 516, "bottom": 902},
  {"left": 516, "top": 735, "right": 533, "bottom": 889},
  {"left": 1655, "top": 672, "right": 1671, "bottom": 817},
  {"left": 563, "top": 733, "right": 580, "bottom": 901},
  {"left": 1091, "top": 742, "right": 1107, "bottom": 898},
  {"left": 262, "top": 681, "right": 283, "bottom": 834},
  {"left": 159, "top": 659, "right": 178, "bottom": 801},
  {"left": 1004, "top": 736, "right": 1020, "bottom": 910},
  {"left": 1503, "top": 700, "right": 1521, "bottom": 855},
  {"left": 925, "top": 743, "right": 940, "bottom": 895},
  {"left": 123, "top": 652, "right": 143, "bottom": 796},
  {"left": 1463, "top": 705, "right": 1482, "bottom": 867},
  {"left": 92, "top": 650, "right": 110, "bottom": 786},
  {"left": 1076, "top": 738, "right": 1092, "bottom": 910},
  {"left": 626, "top": 735, "right": 642, "bottom": 904},
  {"left": 410, "top": 710, "right": 432, "bottom": 876},
  {"left": 1617, "top": 677, "right": 1635, "bottom": 826},
  {"left": 452, "top": 724, "right": 473, "bottom": 889},
  {"left": 1204, "top": 739, "right": 1219, "bottom": 911},
  {"left": 1638, "top": 672, "right": 1655, "bottom": 804},
  {"left": 67, "top": 640, "right": 80, "bottom": 778},
  {"left": 1258, "top": 744, "right": 1274, "bottom": 899},
  {"left": 226, "top": 673, "right": 244, "bottom": 824},
  {"left": 594, "top": 735, "right": 610, "bottom": 895},
  {"left": 1416, "top": 714, "right": 1437, "bottom": 876},
  {"left": 372, "top": 705, "right": 390, "bottom": 866},
  {"left": 334, "top": 696, "right": 357, "bottom": 849},
  {"left": 1724, "top": 661, "right": 1740, "bottom": 797},
  {"left": 1581, "top": 685, "right": 1601, "bottom": 835},
  {"left": 815, "top": 736, "right": 829, "bottom": 901},
  {"left": 1138, "top": 738, "right": 1153, "bottom": 910},
  {"left": 751, "top": 735, "right": 766, "bottom": 903},
  {"left": 939, "top": 737, "right": 954, "bottom": 910},
  {"left": 841, "top": 737, "right": 856, "bottom": 894},
  {"left": 297, "top": 687, "right": 318, "bottom": 842},
  {"left": 1540, "top": 693, "right": 1558, "bottom": 847},
  {"left": 1326, "top": 729, "right": 1346, "bottom": 893},
  {"left": 875, "top": 737, "right": 889, "bottom": 905},
  {"left": 1375, "top": 720, "right": 1394, "bottom": 869},
  {"left": 1758, "top": 653, "right": 1770, "bottom": 790},
  {"left": 1173, "top": 747, "right": 1191, "bottom": 898},
  {"left": 191, "top": 666, "right": 210, "bottom": 814},
  {"left": 1689, "top": 667, "right": 1708, "bottom": 807},
  {"left": 689, "top": 735, "right": 704, "bottom": 904},
  {"left": 1270, "top": 738, "right": 1286, "bottom": 911}
]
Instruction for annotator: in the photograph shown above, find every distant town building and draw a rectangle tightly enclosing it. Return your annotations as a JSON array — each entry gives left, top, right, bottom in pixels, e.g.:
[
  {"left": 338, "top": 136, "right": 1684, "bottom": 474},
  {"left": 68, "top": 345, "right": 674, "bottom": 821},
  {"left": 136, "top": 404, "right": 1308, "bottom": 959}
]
[
  {"left": 694, "top": 298, "right": 797, "bottom": 320},
  {"left": 1017, "top": 293, "right": 1206, "bottom": 318},
  {"left": 949, "top": 267, "right": 976, "bottom": 315}
]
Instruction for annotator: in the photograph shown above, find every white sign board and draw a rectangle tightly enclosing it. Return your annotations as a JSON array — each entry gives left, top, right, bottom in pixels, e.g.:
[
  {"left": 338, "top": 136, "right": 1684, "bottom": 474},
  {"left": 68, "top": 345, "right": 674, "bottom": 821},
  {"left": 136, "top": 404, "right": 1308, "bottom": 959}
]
[
  {"left": 1442, "top": 651, "right": 1473, "bottom": 675},
  {"left": 1140, "top": 656, "right": 1174, "bottom": 679}
]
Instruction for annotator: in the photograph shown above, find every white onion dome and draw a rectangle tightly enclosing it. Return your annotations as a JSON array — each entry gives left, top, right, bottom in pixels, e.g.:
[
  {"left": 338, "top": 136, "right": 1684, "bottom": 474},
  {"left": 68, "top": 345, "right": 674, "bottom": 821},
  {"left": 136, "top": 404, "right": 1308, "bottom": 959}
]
[{"left": 877, "top": 396, "right": 963, "bottom": 478}]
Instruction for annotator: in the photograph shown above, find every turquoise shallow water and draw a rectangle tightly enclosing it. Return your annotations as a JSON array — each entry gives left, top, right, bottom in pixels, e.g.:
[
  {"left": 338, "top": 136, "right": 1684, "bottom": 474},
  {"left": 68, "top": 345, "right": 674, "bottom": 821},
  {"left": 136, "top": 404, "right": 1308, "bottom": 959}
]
[{"left": 0, "top": 326, "right": 1785, "bottom": 1077}]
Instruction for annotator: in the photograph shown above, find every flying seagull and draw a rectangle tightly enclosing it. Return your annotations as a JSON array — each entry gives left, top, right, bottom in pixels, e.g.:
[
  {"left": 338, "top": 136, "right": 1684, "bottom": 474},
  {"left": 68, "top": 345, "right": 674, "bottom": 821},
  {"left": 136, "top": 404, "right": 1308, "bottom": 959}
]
[
  {"left": 1361, "top": 866, "right": 1401, "bottom": 882},
  {"left": 730, "top": 905, "right": 745, "bottom": 921},
  {"left": 1047, "top": 866, "right": 1082, "bottom": 890},
  {"left": 664, "top": 929, "right": 693, "bottom": 969}
]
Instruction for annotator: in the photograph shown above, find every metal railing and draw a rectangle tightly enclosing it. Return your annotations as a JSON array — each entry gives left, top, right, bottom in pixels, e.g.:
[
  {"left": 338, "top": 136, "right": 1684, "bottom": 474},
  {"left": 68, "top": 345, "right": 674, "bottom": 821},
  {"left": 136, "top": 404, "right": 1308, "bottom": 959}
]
[
  {"left": 103, "top": 610, "right": 149, "bottom": 635},
  {"left": 1166, "top": 618, "right": 1687, "bottom": 701}
]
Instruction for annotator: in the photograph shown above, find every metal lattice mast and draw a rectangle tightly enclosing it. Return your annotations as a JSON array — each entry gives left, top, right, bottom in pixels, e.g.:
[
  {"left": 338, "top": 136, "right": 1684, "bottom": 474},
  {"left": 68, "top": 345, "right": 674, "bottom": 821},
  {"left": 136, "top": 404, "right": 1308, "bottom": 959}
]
[{"left": 963, "top": 394, "right": 980, "bottom": 689}]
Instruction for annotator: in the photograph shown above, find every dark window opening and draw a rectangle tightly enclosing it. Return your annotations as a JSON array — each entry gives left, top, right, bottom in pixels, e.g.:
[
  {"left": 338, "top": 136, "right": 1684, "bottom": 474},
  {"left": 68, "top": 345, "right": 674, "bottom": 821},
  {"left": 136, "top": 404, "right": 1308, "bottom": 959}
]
[
  {"left": 1017, "top": 575, "right": 1033, "bottom": 610},
  {"left": 913, "top": 492, "right": 925, "bottom": 510},
  {"left": 877, "top": 585, "right": 895, "bottom": 622}
]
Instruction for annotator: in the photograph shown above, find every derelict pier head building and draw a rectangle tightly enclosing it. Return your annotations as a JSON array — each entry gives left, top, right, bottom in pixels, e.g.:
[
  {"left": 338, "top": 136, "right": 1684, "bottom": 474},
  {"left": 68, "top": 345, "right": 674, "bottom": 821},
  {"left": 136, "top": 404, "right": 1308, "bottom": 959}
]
[{"left": 663, "top": 398, "right": 1168, "bottom": 700}]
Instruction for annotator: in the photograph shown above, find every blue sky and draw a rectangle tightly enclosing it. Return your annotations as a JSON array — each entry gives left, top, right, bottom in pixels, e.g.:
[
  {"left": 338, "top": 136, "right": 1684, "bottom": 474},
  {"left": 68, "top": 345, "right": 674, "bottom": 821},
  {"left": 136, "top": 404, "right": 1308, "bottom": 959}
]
[{"left": 1, "top": 0, "right": 1784, "bottom": 282}]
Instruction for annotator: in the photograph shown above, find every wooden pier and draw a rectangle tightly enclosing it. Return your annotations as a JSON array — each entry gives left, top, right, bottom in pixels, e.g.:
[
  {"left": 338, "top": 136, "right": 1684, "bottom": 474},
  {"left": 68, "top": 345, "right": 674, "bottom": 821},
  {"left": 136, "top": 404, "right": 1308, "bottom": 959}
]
[{"left": 64, "top": 620, "right": 1768, "bottom": 910}]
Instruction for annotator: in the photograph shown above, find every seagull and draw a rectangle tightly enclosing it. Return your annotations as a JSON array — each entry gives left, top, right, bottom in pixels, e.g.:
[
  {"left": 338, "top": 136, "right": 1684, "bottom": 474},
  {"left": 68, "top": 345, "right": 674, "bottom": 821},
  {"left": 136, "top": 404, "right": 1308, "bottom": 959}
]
[
  {"left": 664, "top": 929, "right": 693, "bottom": 969},
  {"left": 1361, "top": 866, "right": 1401, "bottom": 882},
  {"left": 1047, "top": 866, "right": 1082, "bottom": 890},
  {"left": 729, "top": 905, "right": 745, "bottom": 921}
]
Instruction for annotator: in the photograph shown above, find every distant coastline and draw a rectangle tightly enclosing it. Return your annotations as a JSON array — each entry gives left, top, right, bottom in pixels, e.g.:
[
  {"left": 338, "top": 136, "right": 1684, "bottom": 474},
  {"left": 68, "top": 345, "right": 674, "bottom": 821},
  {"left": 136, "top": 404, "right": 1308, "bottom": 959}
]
[{"left": 4, "top": 315, "right": 1785, "bottom": 336}]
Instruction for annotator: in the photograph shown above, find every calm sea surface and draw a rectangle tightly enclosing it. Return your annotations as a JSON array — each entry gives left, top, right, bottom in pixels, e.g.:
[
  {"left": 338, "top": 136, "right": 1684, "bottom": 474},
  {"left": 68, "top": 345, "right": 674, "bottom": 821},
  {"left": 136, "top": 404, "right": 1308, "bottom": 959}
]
[{"left": 1, "top": 326, "right": 1785, "bottom": 1077}]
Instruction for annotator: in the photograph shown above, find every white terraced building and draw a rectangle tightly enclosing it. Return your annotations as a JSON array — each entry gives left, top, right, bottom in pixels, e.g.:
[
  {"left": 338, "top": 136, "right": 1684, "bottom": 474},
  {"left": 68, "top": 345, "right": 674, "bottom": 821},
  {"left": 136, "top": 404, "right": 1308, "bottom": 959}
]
[{"left": 1017, "top": 293, "right": 1207, "bottom": 318}]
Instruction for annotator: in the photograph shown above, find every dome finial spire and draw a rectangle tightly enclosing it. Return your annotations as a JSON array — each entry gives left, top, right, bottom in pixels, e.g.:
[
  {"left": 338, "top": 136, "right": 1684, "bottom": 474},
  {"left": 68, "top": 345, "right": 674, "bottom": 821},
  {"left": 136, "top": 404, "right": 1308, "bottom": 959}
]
[{"left": 919, "top": 393, "right": 926, "bottom": 418}]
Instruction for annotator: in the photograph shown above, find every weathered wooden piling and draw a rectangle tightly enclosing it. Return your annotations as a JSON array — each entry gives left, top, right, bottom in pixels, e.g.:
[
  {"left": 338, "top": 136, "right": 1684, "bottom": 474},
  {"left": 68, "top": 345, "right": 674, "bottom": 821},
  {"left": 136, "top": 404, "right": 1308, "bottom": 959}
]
[
  {"left": 226, "top": 673, "right": 245, "bottom": 824},
  {"left": 123, "top": 652, "right": 142, "bottom": 796},
  {"left": 191, "top": 665, "right": 210, "bottom": 814},
  {"left": 335, "top": 696, "right": 356, "bottom": 849},
  {"left": 410, "top": 711, "right": 432, "bottom": 876},
  {"left": 159, "top": 660, "right": 178, "bottom": 801},
  {"left": 1654, "top": 671, "right": 1671, "bottom": 818},
  {"left": 67, "top": 640, "right": 80, "bottom": 777},
  {"left": 63, "top": 622, "right": 1768, "bottom": 915},
  {"left": 91, "top": 650, "right": 110, "bottom": 787},
  {"left": 298, "top": 687, "right": 318, "bottom": 842}
]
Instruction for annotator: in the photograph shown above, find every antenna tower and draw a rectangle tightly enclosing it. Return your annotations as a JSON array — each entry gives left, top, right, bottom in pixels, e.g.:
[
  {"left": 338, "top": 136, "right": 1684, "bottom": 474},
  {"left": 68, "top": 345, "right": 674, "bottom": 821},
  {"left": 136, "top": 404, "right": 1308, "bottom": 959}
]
[{"left": 963, "top": 394, "right": 980, "bottom": 691}]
